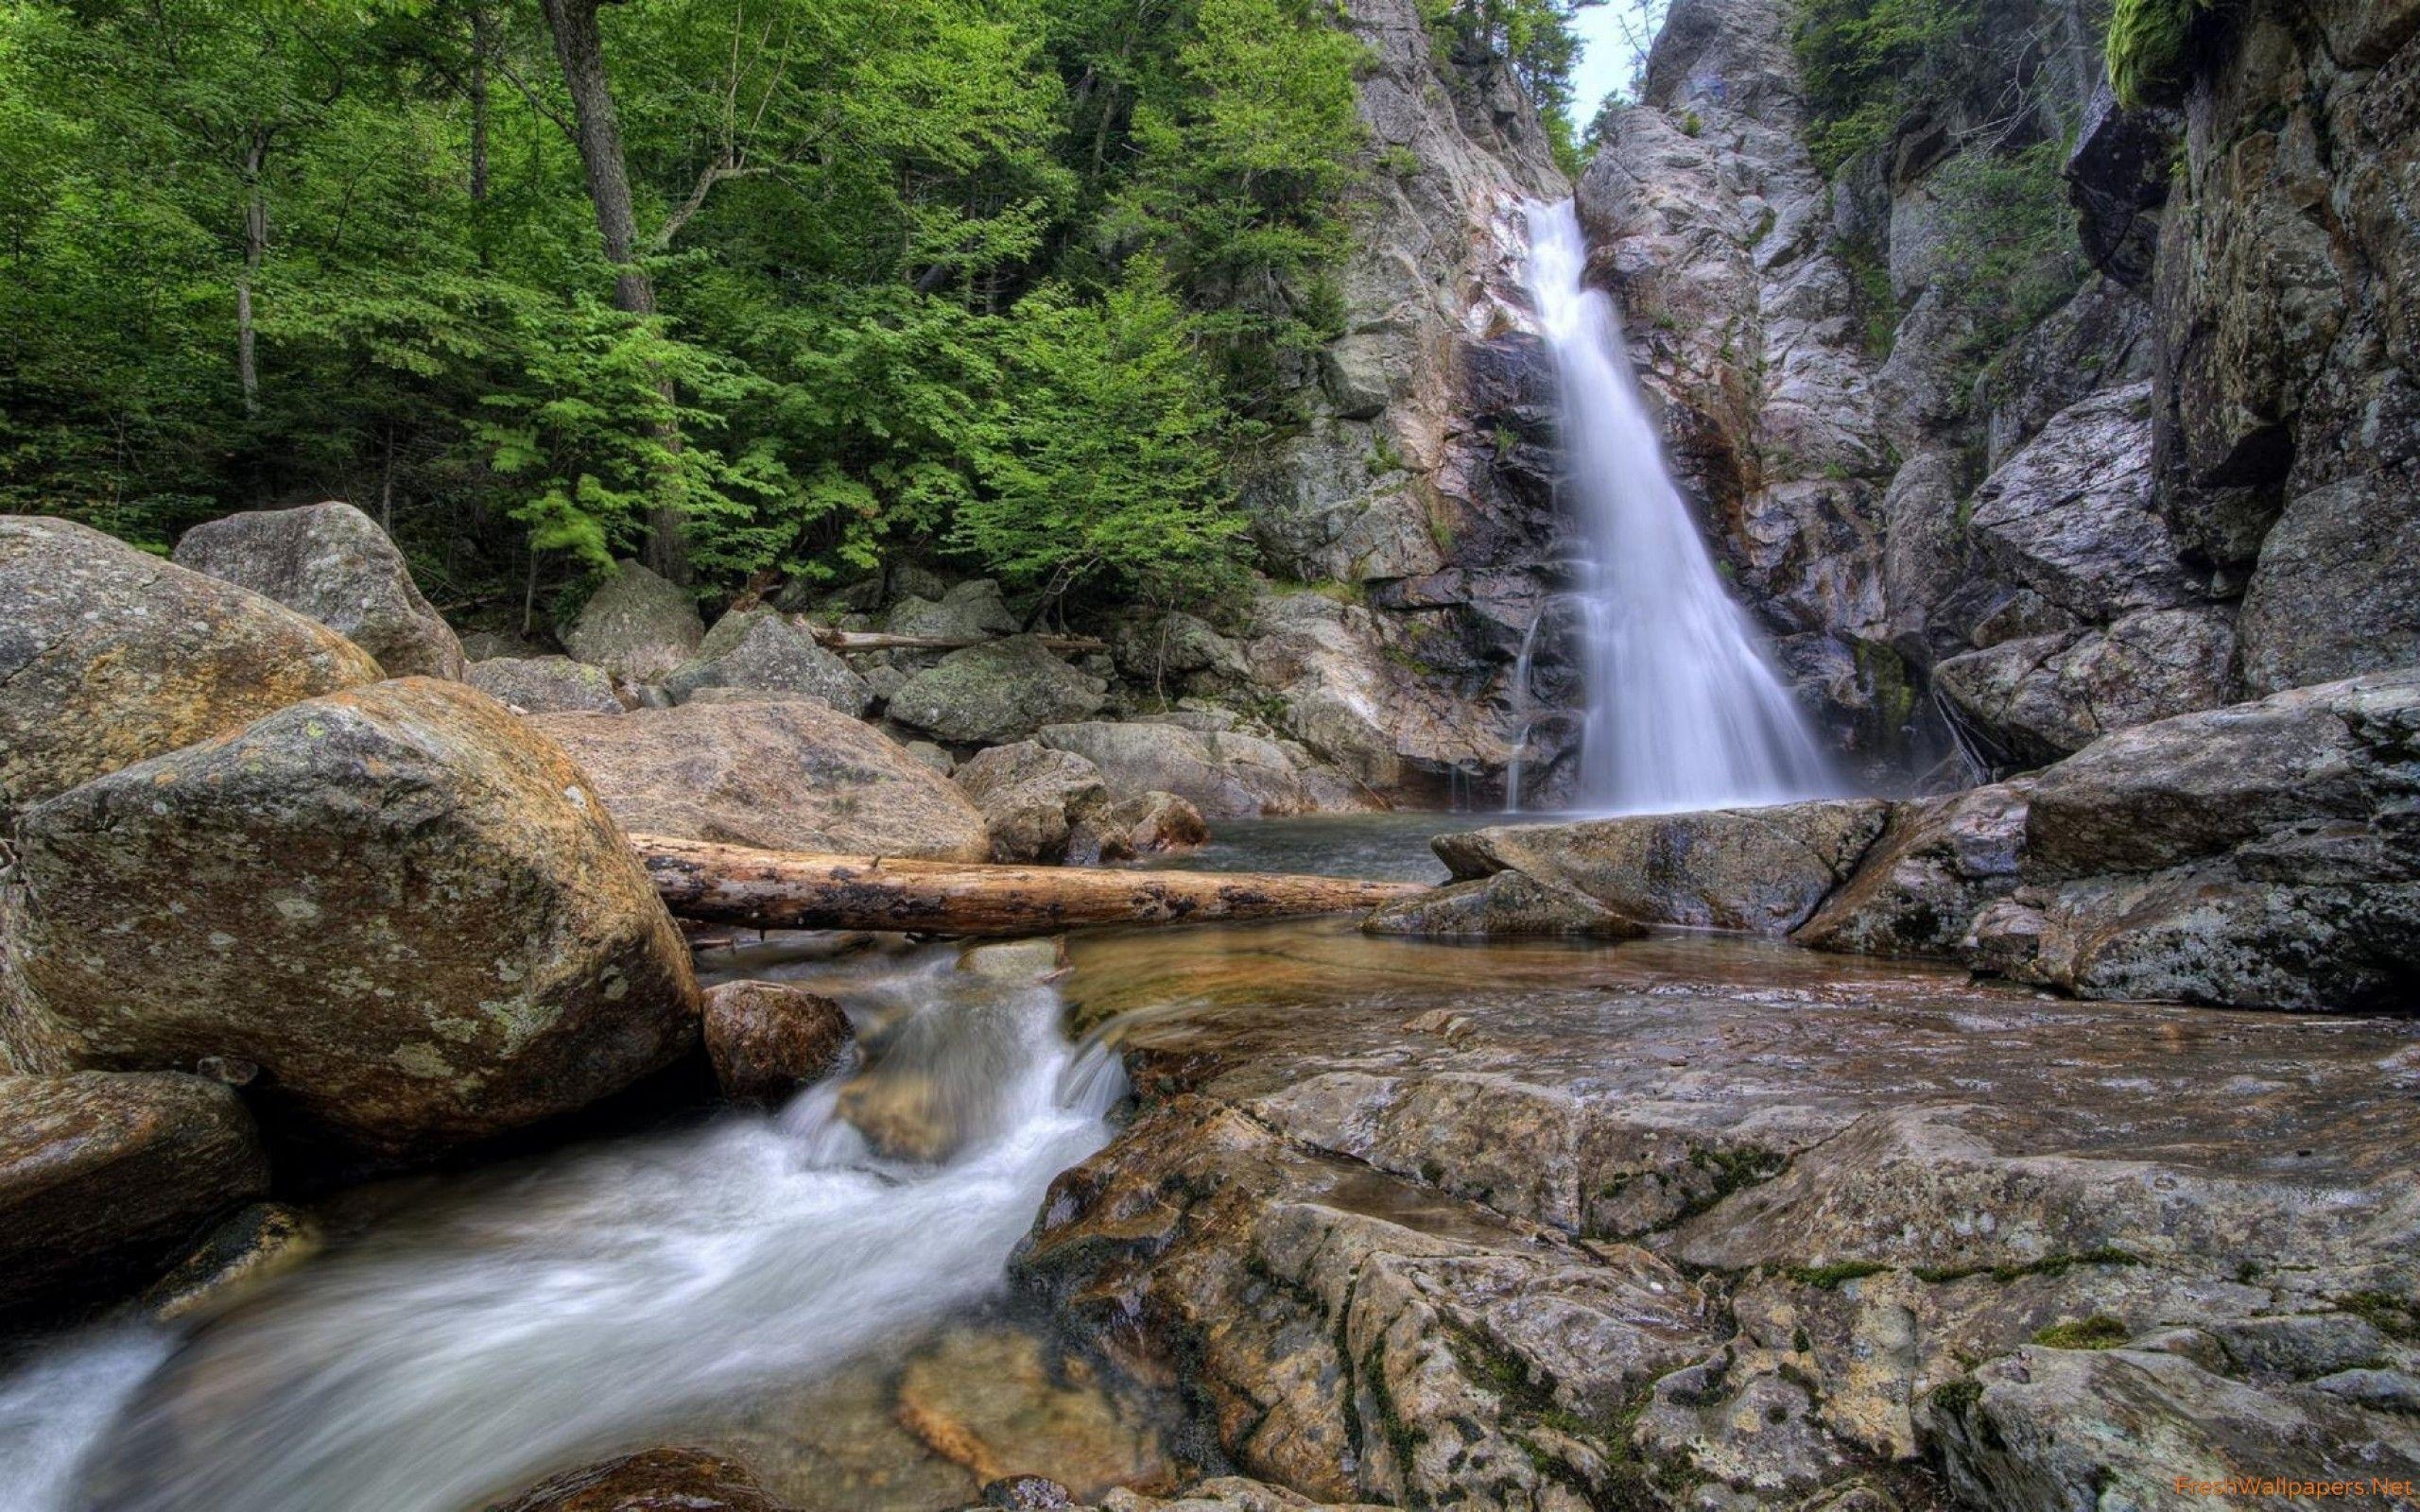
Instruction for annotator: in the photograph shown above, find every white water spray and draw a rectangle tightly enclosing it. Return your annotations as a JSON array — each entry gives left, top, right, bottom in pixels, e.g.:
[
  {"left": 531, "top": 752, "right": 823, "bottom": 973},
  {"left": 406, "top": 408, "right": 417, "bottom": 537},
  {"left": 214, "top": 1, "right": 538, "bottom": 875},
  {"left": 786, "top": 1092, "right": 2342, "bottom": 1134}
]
[{"left": 1516, "top": 198, "right": 1837, "bottom": 814}]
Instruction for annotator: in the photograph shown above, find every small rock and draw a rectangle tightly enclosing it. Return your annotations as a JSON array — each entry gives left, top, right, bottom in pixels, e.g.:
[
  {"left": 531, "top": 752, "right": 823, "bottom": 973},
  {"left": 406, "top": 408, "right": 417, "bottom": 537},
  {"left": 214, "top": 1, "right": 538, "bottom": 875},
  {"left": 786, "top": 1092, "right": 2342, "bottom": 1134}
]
[
  {"left": 1081, "top": 791, "right": 1210, "bottom": 861},
  {"left": 959, "top": 938, "right": 1069, "bottom": 984},
  {"left": 955, "top": 742, "right": 1110, "bottom": 863},
  {"left": 982, "top": 1475, "right": 1074, "bottom": 1510},
  {"left": 905, "top": 740, "right": 955, "bottom": 775},
  {"left": 172, "top": 500, "right": 466, "bottom": 679},
  {"left": 702, "top": 982, "right": 853, "bottom": 1107},
  {"left": 1362, "top": 870, "right": 1642, "bottom": 939},
  {"left": 488, "top": 1446, "right": 789, "bottom": 1512},
  {"left": 143, "top": 1201, "right": 322, "bottom": 1321}
]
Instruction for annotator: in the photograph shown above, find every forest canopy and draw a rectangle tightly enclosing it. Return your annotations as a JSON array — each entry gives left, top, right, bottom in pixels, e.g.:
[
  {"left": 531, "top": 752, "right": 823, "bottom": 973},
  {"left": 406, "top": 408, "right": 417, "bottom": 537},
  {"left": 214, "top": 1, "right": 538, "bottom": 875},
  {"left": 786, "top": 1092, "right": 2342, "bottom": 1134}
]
[{"left": 0, "top": 0, "right": 1589, "bottom": 626}]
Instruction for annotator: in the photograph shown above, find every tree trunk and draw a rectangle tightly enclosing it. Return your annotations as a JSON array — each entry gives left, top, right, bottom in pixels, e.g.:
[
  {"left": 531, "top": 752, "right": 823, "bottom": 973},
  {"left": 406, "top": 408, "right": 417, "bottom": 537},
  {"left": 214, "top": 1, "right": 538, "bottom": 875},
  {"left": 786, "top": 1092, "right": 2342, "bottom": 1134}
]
[
  {"left": 631, "top": 834, "right": 1426, "bottom": 937},
  {"left": 468, "top": 4, "right": 491, "bottom": 205},
  {"left": 235, "top": 128, "right": 269, "bottom": 420},
  {"left": 537, "top": 0, "right": 688, "bottom": 583}
]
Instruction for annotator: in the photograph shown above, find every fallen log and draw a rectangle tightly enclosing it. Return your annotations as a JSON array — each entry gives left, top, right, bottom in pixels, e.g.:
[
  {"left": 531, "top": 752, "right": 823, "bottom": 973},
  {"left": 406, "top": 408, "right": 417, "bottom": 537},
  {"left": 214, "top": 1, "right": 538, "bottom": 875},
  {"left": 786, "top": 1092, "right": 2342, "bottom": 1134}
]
[
  {"left": 798, "top": 622, "right": 1109, "bottom": 656},
  {"left": 631, "top": 833, "right": 1426, "bottom": 936}
]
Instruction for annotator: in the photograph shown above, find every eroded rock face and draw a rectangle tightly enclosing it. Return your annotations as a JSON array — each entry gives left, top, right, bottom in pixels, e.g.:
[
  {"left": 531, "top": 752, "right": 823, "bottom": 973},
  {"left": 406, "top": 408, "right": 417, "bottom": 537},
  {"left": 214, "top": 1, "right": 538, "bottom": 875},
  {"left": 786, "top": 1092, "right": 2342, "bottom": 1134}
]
[
  {"left": 888, "top": 639, "right": 1109, "bottom": 747},
  {"left": 666, "top": 608, "right": 872, "bottom": 715},
  {"left": 1434, "top": 799, "right": 1892, "bottom": 933},
  {"left": 0, "top": 1071, "right": 270, "bottom": 1312},
  {"left": 1931, "top": 606, "right": 2238, "bottom": 769},
  {"left": 1041, "top": 920, "right": 2420, "bottom": 1512},
  {"left": 0, "top": 515, "right": 383, "bottom": 822},
  {"left": 1, "top": 679, "right": 700, "bottom": 1158},
  {"left": 701, "top": 982, "right": 852, "bottom": 1107},
  {"left": 1794, "top": 782, "right": 2031, "bottom": 957},
  {"left": 466, "top": 655, "right": 625, "bottom": 715},
  {"left": 532, "top": 698, "right": 990, "bottom": 862},
  {"left": 2238, "top": 472, "right": 2420, "bottom": 696},
  {"left": 171, "top": 501, "right": 466, "bottom": 679},
  {"left": 562, "top": 560, "right": 704, "bottom": 686}
]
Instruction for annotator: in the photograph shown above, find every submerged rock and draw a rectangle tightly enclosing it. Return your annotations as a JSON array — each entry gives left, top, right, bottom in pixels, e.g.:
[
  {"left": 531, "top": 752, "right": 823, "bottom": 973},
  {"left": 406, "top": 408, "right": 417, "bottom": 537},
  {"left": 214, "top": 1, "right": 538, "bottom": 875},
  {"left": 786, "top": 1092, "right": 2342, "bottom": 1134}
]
[
  {"left": 467, "top": 655, "right": 625, "bottom": 715},
  {"left": 561, "top": 560, "right": 704, "bottom": 686},
  {"left": 1434, "top": 799, "right": 1893, "bottom": 934},
  {"left": 701, "top": 981, "right": 852, "bottom": 1107},
  {"left": 1, "top": 679, "right": 700, "bottom": 1158},
  {"left": 888, "top": 638, "right": 1109, "bottom": 746},
  {"left": 0, "top": 514, "right": 383, "bottom": 822},
  {"left": 142, "top": 1200, "right": 322, "bottom": 1322},
  {"left": 0, "top": 1071, "right": 270, "bottom": 1312},
  {"left": 531, "top": 697, "right": 990, "bottom": 862},
  {"left": 489, "top": 1446, "right": 791, "bottom": 1512},
  {"left": 171, "top": 500, "right": 466, "bottom": 679}
]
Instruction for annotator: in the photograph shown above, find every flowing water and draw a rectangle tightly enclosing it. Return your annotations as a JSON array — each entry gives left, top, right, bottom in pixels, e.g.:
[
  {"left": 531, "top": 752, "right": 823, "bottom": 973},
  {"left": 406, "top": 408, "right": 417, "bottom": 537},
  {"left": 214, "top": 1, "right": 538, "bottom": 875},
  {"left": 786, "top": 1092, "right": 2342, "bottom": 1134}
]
[
  {"left": 2, "top": 943, "right": 1126, "bottom": 1512},
  {"left": 1518, "top": 198, "right": 1839, "bottom": 814}
]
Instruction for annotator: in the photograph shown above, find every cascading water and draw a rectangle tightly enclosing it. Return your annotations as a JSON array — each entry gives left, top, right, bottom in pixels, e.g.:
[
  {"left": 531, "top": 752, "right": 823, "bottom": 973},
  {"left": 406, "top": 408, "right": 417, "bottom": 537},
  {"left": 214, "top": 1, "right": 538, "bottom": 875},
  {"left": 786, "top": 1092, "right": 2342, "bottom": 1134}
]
[
  {"left": 1517, "top": 198, "right": 1837, "bottom": 814},
  {"left": 0, "top": 944, "right": 1125, "bottom": 1512}
]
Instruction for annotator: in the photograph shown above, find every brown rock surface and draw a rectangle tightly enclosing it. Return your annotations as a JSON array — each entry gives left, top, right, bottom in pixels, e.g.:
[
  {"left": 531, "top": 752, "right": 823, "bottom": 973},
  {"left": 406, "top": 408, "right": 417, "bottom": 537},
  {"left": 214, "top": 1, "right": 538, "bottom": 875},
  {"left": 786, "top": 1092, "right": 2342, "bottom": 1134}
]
[{"left": 701, "top": 982, "right": 852, "bottom": 1106}]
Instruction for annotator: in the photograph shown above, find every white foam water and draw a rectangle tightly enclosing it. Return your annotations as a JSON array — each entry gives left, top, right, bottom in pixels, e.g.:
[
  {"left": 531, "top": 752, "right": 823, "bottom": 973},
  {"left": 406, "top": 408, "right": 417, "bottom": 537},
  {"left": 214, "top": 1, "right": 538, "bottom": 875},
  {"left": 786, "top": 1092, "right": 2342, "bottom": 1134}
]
[
  {"left": 4, "top": 948, "right": 1123, "bottom": 1512},
  {"left": 1519, "top": 197, "right": 1838, "bottom": 814}
]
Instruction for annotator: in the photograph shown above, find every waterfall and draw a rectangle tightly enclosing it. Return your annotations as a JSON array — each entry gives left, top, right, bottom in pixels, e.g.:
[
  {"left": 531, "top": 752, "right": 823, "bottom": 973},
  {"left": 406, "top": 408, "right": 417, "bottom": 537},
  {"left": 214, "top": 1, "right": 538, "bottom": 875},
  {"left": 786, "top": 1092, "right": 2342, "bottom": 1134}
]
[{"left": 1517, "top": 198, "right": 1838, "bottom": 815}]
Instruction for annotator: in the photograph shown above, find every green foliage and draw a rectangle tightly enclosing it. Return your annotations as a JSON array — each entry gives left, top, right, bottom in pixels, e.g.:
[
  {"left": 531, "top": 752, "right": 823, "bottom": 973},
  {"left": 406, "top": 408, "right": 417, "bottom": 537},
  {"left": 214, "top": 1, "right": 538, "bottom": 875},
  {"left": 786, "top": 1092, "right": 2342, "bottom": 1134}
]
[
  {"left": 2032, "top": 1314, "right": 2132, "bottom": 1349},
  {"left": 1420, "top": 0, "right": 1597, "bottom": 173},
  {"left": 2106, "top": 0, "right": 2208, "bottom": 108},
  {"left": 1929, "top": 139, "right": 2084, "bottom": 399},
  {"left": 0, "top": 0, "right": 1377, "bottom": 622},
  {"left": 1791, "top": 0, "right": 1979, "bottom": 172}
]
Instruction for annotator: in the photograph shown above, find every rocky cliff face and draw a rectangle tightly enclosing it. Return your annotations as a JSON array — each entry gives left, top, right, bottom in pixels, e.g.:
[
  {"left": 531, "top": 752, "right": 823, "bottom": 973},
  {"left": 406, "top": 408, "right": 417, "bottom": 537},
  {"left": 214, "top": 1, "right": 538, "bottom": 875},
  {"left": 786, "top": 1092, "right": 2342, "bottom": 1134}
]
[
  {"left": 1580, "top": 0, "right": 2417, "bottom": 787},
  {"left": 1221, "top": 0, "right": 1574, "bottom": 803}
]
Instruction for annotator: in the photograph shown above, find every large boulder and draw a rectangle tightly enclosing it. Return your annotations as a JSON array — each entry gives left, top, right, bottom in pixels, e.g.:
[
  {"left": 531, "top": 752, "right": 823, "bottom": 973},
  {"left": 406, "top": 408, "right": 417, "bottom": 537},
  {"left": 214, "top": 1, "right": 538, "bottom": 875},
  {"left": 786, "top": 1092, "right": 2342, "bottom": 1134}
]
[
  {"left": 1433, "top": 799, "right": 1893, "bottom": 934},
  {"left": 561, "top": 560, "right": 703, "bottom": 685},
  {"left": 532, "top": 697, "right": 989, "bottom": 861},
  {"left": 0, "top": 679, "right": 700, "bottom": 1158},
  {"left": 953, "top": 741, "right": 1110, "bottom": 864},
  {"left": 1931, "top": 607, "right": 2238, "bottom": 770},
  {"left": 1793, "top": 783, "right": 2031, "bottom": 957},
  {"left": 883, "top": 579, "right": 1021, "bottom": 641},
  {"left": 466, "top": 655, "right": 624, "bottom": 715},
  {"left": 0, "top": 515, "right": 382, "bottom": 822},
  {"left": 664, "top": 607, "right": 872, "bottom": 715},
  {"left": 887, "top": 638, "right": 1108, "bottom": 746},
  {"left": 171, "top": 501, "right": 467, "bottom": 679},
  {"left": 0, "top": 1071, "right": 270, "bottom": 1311},
  {"left": 700, "top": 981, "right": 853, "bottom": 1107},
  {"left": 1036, "top": 722, "right": 1315, "bottom": 819},
  {"left": 2238, "top": 472, "right": 2420, "bottom": 696}
]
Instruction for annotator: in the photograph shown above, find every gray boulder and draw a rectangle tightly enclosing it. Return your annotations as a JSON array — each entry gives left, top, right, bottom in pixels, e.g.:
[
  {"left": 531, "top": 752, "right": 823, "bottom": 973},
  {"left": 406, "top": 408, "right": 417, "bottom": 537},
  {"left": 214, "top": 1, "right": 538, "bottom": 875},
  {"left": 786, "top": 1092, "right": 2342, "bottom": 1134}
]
[
  {"left": 2238, "top": 472, "right": 2420, "bottom": 696},
  {"left": 1080, "top": 790, "right": 1210, "bottom": 862},
  {"left": 953, "top": 741, "right": 1110, "bottom": 864},
  {"left": 883, "top": 579, "right": 1020, "bottom": 641},
  {"left": 1362, "top": 869, "right": 1642, "bottom": 939},
  {"left": 1434, "top": 799, "right": 1893, "bottom": 935},
  {"left": 1112, "top": 611, "right": 1244, "bottom": 683},
  {"left": 0, "top": 515, "right": 383, "bottom": 823},
  {"left": 465, "top": 655, "right": 623, "bottom": 715},
  {"left": 1794, "top": 783, "right": 2031, "bottom": 957},
  {"left": 561, "top": 559, "right": 703, "bottom": 685},
  {"left": 664, "top": 608, "right": 871, "bottom": 715},
  {"left": 887, "top": 638, "right": 1108, "bottom": 746},
  {"left": 1, "top": 679, "right": 701, "bottom": 1158},
  {"left": 532, "top": 697, "right": 990, "bottom": 862},
  {"left": 1931, "top": 607, "right": 2238, "bottom": 770},
  {"left": 1967, "top": 383, "right": 2201, "bottom": 622},
  {"left": 0, "top": 1071, "right": 270, "bottom": 1311},
  {"left": 171, "top": 501, "right": 466, "bottom": 679},
  {"left": 1037, "top": 721, "right": 1315, "bottom": 819}
]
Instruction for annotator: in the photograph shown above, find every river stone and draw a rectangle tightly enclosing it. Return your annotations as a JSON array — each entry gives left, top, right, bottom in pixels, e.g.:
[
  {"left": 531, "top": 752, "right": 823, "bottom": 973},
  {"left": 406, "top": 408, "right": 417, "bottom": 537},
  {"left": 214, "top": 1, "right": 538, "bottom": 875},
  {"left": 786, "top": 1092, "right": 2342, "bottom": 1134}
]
[
  {"left": 2238, "top": 472, "right": 2420, "bottom": 696},
  {"left": 702, "top": 981, "right": 852, "bottom": 1107},
  {"left": 1433, "top": 799, "right": 1893, "bottom": 934},
  {"left": 665, "top": 608, "right": 872, "bottom": 715},
  {"left": 532, "top": 698, "right": 990, "bottom": 862},
  {"left": 171, "top": 501, "right": 467, "bottom": 679},
  {"left": 1795, "top": 784, "right": 2031, "bottom": 958},
  {"left": 1079, "top": 790, "right": 1210, "bottom": 862},
  {"left": 490, "top": 1446, "right": 791, "bottom": 1512},
  {"left": 142, "top": 1200, "right": 322, "bottom": 1322},
  {"left": 954, "top": 742, "right": 1110, "bottom": 863},
  {"left": 561, "top": 560, "right": 703, "bottom": 685},
  {"left": 466, "top": 655, "right": 624, "bottom": 715},
  {"left": 1361, "top": 869, "right": 1642, "bottom": 939},
  {"left": 887, "top": 638, "right": 1108, "bottom": 746},
  {"left": 1037, "top": 721, "right": 1311, "bottom": 818},
  {"left": 0, "top": 515, "right": 383, "bottom": 823},
  {"left": 0, "top": 1071, "right": 270, "bottom": 1311},
  {"left": 0, "top": 679, "right": 700, "bottom": 1158}
]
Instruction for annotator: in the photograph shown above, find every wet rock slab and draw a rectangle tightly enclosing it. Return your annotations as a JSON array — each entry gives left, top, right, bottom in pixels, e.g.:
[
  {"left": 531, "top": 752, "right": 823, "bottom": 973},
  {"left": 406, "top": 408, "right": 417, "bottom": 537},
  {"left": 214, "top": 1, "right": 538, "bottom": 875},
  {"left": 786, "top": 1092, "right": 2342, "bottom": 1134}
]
[{"left": 1035, "top": 920, "right": 2420, "bottom": 1511}]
